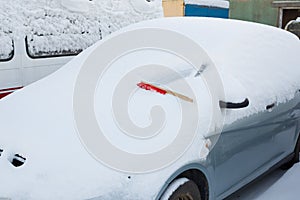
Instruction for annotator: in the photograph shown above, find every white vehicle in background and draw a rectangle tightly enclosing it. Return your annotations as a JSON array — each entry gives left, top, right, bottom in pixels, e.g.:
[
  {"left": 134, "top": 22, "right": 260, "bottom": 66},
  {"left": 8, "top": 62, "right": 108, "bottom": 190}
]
[
  {"left": 0, "top": 0, "right": 163, "bottom": 99},
  {"left": 0, "top": 38, "right": 73, "bottom": 99}
]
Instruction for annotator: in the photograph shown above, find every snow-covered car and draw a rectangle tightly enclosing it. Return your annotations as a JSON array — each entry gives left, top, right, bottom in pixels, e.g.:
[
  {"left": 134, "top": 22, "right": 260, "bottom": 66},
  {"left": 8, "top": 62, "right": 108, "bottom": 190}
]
[{"left": 1, "top": 17, "right": 300, "bottom": 200}]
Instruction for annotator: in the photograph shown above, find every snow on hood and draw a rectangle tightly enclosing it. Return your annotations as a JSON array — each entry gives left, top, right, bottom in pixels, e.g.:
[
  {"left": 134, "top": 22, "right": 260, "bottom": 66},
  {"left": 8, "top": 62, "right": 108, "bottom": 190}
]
[{"left": 0, "top": 17, "right": 300, "bottom": 199}]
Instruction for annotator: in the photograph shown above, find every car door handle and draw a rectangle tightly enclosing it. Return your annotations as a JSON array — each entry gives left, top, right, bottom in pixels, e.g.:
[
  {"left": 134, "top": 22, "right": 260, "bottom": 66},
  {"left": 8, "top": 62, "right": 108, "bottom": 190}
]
[
  {"left": 219, "top": 98, "right": 249, "bottom": 109},
  {"left": 266, "top": 103, "right": 275, "bottom": 110}
]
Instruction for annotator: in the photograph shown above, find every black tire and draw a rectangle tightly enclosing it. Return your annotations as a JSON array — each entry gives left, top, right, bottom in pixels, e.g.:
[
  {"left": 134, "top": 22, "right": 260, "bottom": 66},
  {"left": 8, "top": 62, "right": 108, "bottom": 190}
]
[
  {"left": 293, "top": 134, "right": 300, "bottom": 163},
  {"left": 281, "top": 134, "right": 300, "bottom": 170},
  {"left": 168, "top": 180, "right": 201, "bottom": 200}
]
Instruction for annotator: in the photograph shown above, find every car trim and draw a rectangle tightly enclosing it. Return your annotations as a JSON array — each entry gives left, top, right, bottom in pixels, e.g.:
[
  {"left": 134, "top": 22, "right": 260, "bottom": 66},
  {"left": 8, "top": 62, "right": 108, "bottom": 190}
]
[{"left": 0, "top": 86, "right": 23, "bottom": 99}]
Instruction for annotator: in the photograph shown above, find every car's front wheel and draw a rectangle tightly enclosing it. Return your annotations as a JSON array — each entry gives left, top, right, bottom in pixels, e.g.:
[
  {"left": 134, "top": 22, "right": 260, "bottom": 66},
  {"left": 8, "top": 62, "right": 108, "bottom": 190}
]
[{"left": 167, "top": 179, "right": 201, "bottom": 200}]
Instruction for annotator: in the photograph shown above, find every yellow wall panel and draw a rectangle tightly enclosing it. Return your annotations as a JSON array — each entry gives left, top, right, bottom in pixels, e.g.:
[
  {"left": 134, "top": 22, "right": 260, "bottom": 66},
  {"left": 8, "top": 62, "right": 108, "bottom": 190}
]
[{"left": 162, "top": 0, "right": 184, "bottom": 17}]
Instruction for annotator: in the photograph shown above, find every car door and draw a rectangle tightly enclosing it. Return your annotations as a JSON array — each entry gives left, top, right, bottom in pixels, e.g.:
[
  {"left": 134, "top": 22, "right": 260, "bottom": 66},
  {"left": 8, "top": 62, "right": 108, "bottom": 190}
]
[
  {"left": 211, "top": 96, "right": 300, "bottom": 199},
  {"left": 272, "top": 92, "right": 300, "bottom": 159}
]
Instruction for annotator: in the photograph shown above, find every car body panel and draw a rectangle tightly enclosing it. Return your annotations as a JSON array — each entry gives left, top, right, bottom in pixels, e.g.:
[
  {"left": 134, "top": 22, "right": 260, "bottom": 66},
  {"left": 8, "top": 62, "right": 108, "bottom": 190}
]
[{"left": 212, "top": 94, "right": 300, "bottom": 198}]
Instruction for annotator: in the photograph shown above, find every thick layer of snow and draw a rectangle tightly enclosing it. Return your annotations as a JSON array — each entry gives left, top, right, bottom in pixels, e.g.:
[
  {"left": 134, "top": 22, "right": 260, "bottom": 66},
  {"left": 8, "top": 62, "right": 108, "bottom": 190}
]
[
  {"left": 0, "top": 18, "right": 300, "bottom": 199},
  {"left": 125, "top": 17, "right": 300, "bottom": 125},
  {"left": 185, "top": 0, "right": 230, "bottom": 9},
  {"left": 0, "top": 46, "right": 209, "bottom": 199},
  {"left": 0, "top": 36, "right": 13, "bottom": 60},
  {"left": 0, "top": 0, "right": 162, "bottom": 57}
]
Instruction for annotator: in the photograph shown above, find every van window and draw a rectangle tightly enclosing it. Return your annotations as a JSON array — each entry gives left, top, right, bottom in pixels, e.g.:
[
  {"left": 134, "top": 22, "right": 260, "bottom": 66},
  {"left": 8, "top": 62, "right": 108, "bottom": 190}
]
[
  {"left": 25, "top": 14, "right": 103, "bottom": 59},
  {"left": 0, "top": 36, "right": 14, "bottom": 61},
  {"left": 25, "top": 36, "right": 82, "bottom": 58}
]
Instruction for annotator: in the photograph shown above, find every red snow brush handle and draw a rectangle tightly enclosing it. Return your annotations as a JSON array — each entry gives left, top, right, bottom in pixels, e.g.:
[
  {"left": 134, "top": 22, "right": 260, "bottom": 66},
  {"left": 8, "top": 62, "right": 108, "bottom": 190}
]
[
  {"left": 137, "top": 81, "right": 193, "bottom": 103},
  {"left": 137, "top": 82, "right": 167, "bottom": 95}
]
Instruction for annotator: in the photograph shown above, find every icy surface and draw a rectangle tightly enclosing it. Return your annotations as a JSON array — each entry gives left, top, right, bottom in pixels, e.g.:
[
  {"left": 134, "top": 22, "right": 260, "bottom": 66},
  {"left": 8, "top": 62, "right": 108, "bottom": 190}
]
[
  {"left": 0, "top": 0, "right": 163, "bottom": 57},
  {"left": 185, "top": 0, "right": 230, "bottom": 9}
]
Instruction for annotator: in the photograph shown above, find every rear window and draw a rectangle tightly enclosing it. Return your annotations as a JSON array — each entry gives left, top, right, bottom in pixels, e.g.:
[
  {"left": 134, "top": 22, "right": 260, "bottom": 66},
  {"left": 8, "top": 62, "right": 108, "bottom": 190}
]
[{"left": 0, "top": 35, "right": 14, "bottom": 61}]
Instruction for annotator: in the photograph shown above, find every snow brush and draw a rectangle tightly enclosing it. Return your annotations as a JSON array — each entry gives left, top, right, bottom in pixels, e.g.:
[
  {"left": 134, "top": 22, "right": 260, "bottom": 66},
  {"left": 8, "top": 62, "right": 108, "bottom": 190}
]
[{"left": 137, "top": 81, "right": 193, "bottom": 103}]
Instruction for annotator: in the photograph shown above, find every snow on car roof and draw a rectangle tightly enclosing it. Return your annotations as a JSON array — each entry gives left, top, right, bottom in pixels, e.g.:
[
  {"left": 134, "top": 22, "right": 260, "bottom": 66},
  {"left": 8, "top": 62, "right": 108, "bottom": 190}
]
[{"left": 123, "top": 17, "right": 300, "bottom": 124}]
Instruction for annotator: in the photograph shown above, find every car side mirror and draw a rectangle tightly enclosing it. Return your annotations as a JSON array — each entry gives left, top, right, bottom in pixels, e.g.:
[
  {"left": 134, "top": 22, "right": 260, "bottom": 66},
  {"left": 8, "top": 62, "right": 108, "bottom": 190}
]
[{"left": 219, "top": 98, "right": 249, "bottom": 109}]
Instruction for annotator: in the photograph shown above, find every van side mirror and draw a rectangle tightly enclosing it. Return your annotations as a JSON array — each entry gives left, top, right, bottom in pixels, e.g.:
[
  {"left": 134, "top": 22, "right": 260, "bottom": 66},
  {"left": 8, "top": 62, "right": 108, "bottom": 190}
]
[{"left": 219, "top": 98, "right": 249, "bottom": 109}]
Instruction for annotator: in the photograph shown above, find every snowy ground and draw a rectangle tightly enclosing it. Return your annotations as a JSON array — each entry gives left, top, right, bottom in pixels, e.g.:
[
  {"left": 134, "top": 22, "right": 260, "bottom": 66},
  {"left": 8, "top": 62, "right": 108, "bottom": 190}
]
[{"left": 226, "top": 163, "right": 300, "bottom": 200}]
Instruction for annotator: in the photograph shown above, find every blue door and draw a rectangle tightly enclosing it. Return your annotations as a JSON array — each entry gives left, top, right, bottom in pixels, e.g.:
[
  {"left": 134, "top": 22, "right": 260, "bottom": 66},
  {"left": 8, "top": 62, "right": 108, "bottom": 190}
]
[{"left": 185, "top": 4, "right": 229, "bottom": 18}]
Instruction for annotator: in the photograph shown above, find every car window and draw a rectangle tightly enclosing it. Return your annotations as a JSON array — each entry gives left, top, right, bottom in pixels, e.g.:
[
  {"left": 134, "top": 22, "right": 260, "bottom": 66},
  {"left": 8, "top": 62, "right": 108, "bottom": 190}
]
[
  {"left": 0, "top": 35, "right": 14, "bottom": 61},
  {"left": 25, "top": 13, "right": 103, "bottom": 59},
  {"left": 25, "top": 36, "right": 83, "bottom": 58},
  {"left": 285, "top": 19, "right": 300, "bottom": 39}
]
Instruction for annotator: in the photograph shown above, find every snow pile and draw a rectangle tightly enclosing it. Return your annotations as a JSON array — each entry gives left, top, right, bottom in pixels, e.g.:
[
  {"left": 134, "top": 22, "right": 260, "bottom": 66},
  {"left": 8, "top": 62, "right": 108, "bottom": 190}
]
[
  {"left": 0, "top": 0, "right": 163, "bottom": 57},
  {"left": 60, "top": 0, "right": 91, "bottom": 12},
  {"left": 185, "top": 0, "right": 230, "bottom": 9}
]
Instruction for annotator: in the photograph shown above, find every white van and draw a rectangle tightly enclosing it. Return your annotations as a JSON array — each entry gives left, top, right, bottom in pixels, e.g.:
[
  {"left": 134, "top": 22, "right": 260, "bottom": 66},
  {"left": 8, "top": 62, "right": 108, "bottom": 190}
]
[
  {"left": 0, "top": 0, "right": 163, "bottom": 99},
  {"left": 0, "top": 36, "right": 75, "bottom": 99}
]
